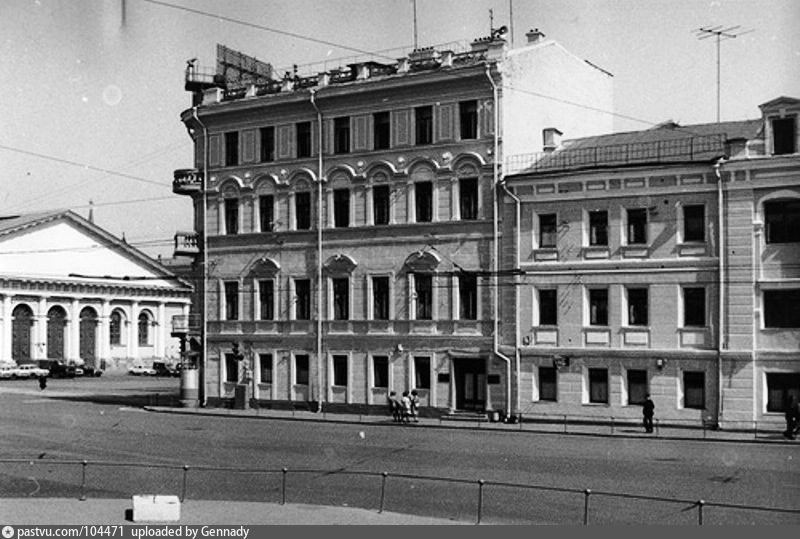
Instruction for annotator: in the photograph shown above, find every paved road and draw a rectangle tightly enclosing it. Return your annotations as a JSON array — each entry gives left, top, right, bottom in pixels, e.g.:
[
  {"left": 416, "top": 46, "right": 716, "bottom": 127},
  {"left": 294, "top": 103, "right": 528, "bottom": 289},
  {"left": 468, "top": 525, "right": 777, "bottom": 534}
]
[{"left": 1, "top": 376, "right": 798, "bottom": 524}]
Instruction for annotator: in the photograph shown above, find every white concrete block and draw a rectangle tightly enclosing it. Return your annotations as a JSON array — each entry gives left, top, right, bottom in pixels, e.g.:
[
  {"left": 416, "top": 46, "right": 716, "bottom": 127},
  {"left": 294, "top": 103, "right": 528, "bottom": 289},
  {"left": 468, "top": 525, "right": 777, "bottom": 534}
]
[{"left": 132, "top": 495, "right": 181, "bottom": 522}]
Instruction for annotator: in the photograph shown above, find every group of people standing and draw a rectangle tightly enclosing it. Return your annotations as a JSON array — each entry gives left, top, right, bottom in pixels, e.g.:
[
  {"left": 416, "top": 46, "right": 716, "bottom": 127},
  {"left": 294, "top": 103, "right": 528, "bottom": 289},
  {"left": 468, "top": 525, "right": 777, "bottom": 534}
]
[{"left": 388, "top": 390, "right": 420, "bottom": 423}]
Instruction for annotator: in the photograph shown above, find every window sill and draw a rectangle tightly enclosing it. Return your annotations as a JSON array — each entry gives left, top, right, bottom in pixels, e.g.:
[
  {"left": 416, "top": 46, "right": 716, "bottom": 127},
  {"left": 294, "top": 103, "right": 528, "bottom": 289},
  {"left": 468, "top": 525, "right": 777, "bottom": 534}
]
[
  {"left": 582, "top": 247, "right": 609, "bottom": 260},
  {"left": 621, "top": 245, "right": 649, "bottom": 258},
  {"left": 533, "top": 248, "right": 558, "bottom": 262},
  {"left": 678, "top": 242, "right": 708, "bottom": 257}
]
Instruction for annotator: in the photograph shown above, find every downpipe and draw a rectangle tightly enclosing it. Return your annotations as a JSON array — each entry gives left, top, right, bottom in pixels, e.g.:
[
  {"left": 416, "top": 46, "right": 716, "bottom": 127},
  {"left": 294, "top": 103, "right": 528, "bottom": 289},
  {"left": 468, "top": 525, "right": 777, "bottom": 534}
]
[
  {"left": 191, "top": 106, "right": 209, "bottom": 408},
  {"left": 310, "top": 90, "right": 324, "bottom": 412},
  {"left": 714, "top": 157, "right": 726, "bottom": 428},
  {"left": 500, "top": 179, "right": 522, "bottom": 416}
]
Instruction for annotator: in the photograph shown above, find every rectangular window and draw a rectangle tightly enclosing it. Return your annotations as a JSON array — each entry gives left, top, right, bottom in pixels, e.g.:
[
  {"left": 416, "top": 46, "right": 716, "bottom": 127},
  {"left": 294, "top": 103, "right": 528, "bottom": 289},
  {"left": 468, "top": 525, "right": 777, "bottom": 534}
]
[
  {"left": 589, "top": 368, "right": 609, "bottom": 404},
  {"left": 538, "top": 289, "right": 557, "bottom": 326},
  {"left": 259, "top": 353, "right": 273, "bottom": 384},
  {"left": 627, "top": 288, "right": 649, "bottom": 326},
  {"left": 683, "top": 205, "right": 705, "bottom": 242},
  {"left": 224, "top": 353, "right": 238, "bottom": 383},
  {"left": 296, "top": 121, "right": 312, "bottom": 158},
  {"left": 373, "top": 185, "right": 390, "bottom": 225},
  {"left": 415, "top": 105, "right": 433, "bottom": 145},
  {"left": 294, "top": 279, "right": 311, "bottom": 320},
  {"left": 415, "top": 182, "right": 433, "bottom": 223},
  {"left": 414, "top": 356, "right": 431, "bottom": 389},
  {"left": 224, "top": 131, "right": 239, "bottom": 166},
  {"left": 259, "top": 195, "right": 274, "bottom": 232},
  {"left": 766, "top": 372, "right": 800, "bottom": 413},
  {"left": 539, "top": 214, "right": 557, "bottom": 248},
  {"left": 683, "top": 287, "right": 706, "bottom": 327},
  {"left": 224, "top": 198, "right": 238, "bottom": 235},
  {"left": 333, "top": 189, "right": 350, "bottom": 228},
  {"left": 258, "top": 280, "right": 274, "bottom": 320},
  {"left": 372, "top": 276, "right": 390, "bottom": 320},
  {"left": 627, "top": 208, "right": 648, "bottom": 244},
  {"left": 765, "top": 200, "right": 800, "bottom": 244},
  {"left": 459, "top": 100, "right": 478, "bottom": 140},
  {"left": 334, "top": 116, "right": 350, "bottom": 154},
  {"left": 373, "top": 111, "right": 391, "bottom": 150},
  {"left": 589, "top": 210, "right": 608, "bottom": 246},
  {"left": 683, "top": 371, "right": 705, "bottom": 409},
  {"left": 295, "top": 192, "right": 311, "bottom": 230},
  {"left": 372, "top": 355, "right": 389, "bottom": 388},
  {"left": 459, "top": 178, "right": 478, "bottom": 220},
  {"left": 295, "top": 354, "right": 309, "bottom": 385},
  {"left": 332, "top": 278, "right": 349, "bottom": 320},
  {"left": 260, "top": 126, "right": 275, "bottom": 162},
  {"left": 627, "top": 370, "right": 648, "bottom": 405},
  {"left": 772, "top": 117, "right": 796, "bottom": 155},
  {"left": 224, "top": 281, "right": 239, "bottom": 321},
  {"left": 459, "top": 274, "right": 478, "bottom": 320},
  {"left": 764, "top": 289, "right": 800, "bottom": 328},
  {"left": 332, "top": 354, "right": 348, "bottom": 386},
  {"left": 589, "top": 289, "right": 608, "bottom": 326},
  {"left": 538, "top": 366, "right": 557, "bottom": 401},
  {"left": 415, "top": 274, "right": 433, "bottom": 320}
]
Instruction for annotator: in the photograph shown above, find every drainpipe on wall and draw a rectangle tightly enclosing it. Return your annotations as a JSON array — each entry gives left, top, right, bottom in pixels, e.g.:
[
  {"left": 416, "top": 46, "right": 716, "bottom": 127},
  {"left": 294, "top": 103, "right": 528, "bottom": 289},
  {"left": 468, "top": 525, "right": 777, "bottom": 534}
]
[
  {"left": 714, "top": 157, "right": 726, "bottom": 428},
  {"left": 191, "top": 106, "right": 209, "bottom": 407},
  {"left": 485, "top": 64, "right": 512, "bottom": 418},
  {"left": 310, "top": 89, "right": 324, "bottom": 412},
  {"left": 500, "top": 179, "right": 522, "bottom": 415}
]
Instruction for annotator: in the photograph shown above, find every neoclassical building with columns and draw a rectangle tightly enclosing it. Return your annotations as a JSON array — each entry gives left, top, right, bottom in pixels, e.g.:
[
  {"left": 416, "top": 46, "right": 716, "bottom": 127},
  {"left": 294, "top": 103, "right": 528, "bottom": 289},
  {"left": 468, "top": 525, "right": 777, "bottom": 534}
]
[{"left": 0, "top": 211, "right": 193, "bottom": 371}]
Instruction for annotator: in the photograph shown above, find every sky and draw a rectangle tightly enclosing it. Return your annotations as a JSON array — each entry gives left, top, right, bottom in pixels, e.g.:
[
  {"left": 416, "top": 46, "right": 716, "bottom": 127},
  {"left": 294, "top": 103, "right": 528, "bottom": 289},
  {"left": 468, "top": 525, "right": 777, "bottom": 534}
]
[{"left": 1, "top": 0, "right": 798, "bottom": 258}]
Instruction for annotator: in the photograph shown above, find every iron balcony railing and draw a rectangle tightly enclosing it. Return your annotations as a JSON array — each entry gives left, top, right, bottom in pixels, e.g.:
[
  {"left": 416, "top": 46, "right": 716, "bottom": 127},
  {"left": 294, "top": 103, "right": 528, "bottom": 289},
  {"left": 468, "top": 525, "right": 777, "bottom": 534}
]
[
  {"left": 505, "top": 133, "right": 728, "bottom": 176},
  {"left": 172, "top": 168, "right": 203, "bottom": 195}
]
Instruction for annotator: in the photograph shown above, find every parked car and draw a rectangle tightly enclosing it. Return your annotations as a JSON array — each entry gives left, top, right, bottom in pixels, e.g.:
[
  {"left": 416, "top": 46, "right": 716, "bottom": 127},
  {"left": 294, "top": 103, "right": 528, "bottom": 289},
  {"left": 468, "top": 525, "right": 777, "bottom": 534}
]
[
  {"left": 153, "top": 361, "right": 181, "bottom": 377},
  {"left": 0, "top": 364, "right": 16, "bottom": 379},
  {"left": 128, "top": 364, "right": 157, "bottom": 376},
  {"left": 14, "top": 364, "right": 49, "bottom": 378},
  {"left": 82, "top": 365, "right": 104, "bottom": 377},
  {"left": 48, "top": 360, "right": 76, "bottom": 378}
]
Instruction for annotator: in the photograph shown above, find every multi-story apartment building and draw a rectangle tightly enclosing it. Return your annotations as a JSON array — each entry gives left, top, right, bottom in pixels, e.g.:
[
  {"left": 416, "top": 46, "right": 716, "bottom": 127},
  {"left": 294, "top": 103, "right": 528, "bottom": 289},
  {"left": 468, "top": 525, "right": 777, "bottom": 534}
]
[
  {"left": 500, "top": 96, "right": 800, "bottom": 430},
  {"left": 172, "top": 30, "right": 613, "bottom": 413}
]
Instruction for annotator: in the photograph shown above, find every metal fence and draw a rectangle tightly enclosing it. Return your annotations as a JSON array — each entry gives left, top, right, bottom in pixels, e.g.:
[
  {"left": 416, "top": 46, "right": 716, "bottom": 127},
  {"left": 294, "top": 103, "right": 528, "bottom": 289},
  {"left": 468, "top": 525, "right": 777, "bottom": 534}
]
[{"left": 1, "top": 459, "right": 797, "bottom": 525}]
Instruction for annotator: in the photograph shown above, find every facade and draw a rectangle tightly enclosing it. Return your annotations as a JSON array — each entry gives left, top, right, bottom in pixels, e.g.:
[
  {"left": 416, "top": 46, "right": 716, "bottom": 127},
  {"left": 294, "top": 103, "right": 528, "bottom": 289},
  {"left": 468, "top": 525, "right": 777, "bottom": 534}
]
[
  {"left": 0, "top": 211, "right": 193, "bottom": 372},
  {"left": 173, "top": 29, "right": 613, "bottom": 413},
  {"left": 501, "top": 96, "right": 800, "bottom": 430}
]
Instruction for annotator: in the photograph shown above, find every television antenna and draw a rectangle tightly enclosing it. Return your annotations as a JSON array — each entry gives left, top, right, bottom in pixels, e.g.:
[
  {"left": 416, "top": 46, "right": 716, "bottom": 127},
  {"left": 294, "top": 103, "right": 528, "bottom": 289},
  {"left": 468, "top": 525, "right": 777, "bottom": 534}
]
[{"left": 694, "top": 25, "right": 754, "bottom": 123}]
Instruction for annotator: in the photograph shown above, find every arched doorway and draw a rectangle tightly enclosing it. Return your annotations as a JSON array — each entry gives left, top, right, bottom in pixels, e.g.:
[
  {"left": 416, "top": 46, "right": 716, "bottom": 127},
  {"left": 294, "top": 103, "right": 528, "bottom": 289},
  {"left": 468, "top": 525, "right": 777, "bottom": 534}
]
[
  {"left": 79, "top": 307, "right": 98, "bottom": 367},
  {"left": 11, "top": 304, "right": 34, "bottom": 363},
  {"left": 47, "top": 306, "right": 67, "bottom": 360}
]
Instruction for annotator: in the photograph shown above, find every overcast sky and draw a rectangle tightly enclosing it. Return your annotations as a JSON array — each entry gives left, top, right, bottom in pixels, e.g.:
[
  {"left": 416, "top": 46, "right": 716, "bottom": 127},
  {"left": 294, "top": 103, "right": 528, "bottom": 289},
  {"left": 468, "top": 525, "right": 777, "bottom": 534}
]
[{"left": 1, "top": 0, "right": 798, "bottom": 258}]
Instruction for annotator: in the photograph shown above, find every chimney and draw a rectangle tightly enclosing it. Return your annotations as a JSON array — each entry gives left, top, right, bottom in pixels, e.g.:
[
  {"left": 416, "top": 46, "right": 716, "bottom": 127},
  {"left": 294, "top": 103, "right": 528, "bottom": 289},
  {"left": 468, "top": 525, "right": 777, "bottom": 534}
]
[
  {"left": 543, "top": 128, "right": 563, "bottom": 152},
  {"left": 526, "top": 28, "right": 546, "bottom": 44}
]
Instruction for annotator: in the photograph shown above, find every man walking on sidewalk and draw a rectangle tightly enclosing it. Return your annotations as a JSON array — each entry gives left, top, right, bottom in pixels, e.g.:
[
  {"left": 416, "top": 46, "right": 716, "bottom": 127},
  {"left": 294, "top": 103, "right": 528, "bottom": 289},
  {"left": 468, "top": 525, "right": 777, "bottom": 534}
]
[{"left": 643, "top": 394, "right": 655, "bottom": 433}]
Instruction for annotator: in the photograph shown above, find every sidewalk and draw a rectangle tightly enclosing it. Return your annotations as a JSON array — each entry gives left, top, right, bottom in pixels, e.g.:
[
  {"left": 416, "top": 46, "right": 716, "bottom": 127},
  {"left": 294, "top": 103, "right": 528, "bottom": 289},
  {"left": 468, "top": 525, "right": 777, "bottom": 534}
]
[
  {"left": 0, "top": 498, "right": 464, "bottom": 525},
  {"left": 143, "top": 404, "right": 798, "bottom": 445}
]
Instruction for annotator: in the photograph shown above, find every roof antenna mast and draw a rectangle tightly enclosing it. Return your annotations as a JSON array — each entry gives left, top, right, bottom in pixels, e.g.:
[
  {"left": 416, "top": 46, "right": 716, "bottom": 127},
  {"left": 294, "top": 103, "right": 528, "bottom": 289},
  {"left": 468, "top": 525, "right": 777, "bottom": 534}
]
[
  {"left": 412, "top": 0, "right": 418, "bottom": 50},
  {"left": 694, "top": 25, "right": 753, "bottom": 123}
]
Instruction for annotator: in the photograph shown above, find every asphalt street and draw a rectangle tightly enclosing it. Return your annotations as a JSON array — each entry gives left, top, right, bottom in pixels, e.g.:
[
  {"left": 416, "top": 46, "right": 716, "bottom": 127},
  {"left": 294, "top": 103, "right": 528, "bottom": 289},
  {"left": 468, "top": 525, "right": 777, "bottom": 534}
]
[{"left": 0, "top": 375, "right": 798, "bottom": 524}]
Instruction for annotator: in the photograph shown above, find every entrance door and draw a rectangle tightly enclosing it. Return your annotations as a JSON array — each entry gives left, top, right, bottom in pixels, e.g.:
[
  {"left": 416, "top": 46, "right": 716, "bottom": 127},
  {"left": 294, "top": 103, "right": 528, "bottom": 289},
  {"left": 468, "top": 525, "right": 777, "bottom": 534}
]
[
  {"left": 79, "top": 307, "right": 98, "bottom": 366},
  {"left": 47, "top": 306, "right": 67, "bottom": 360},
  {"left": 11, "top": 304, "right": 34, "bottom": 363},
  {"left": 454, "top": 358, "right": 486, "bottom": 411}
]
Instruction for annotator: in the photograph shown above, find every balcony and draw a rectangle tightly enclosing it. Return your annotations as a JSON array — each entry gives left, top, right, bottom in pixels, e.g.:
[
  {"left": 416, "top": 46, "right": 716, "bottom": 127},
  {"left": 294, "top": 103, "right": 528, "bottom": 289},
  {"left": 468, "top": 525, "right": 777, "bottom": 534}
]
[
  {"left": 173, "top": 168, "right": 203, "bottom": 195},
  {"left": 171, "top": 314, "right": 202, "bottom": 337},
  {"left": 173, "top": 231, "right": 200, "bottom": 257}
]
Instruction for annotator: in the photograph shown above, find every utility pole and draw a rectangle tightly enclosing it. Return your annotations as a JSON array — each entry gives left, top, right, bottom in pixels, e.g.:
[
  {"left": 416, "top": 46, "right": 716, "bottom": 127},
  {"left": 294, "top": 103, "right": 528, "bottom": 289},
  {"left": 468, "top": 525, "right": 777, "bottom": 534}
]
[{"left": 694, "top": 25, "right": 753, "bottom": 123}]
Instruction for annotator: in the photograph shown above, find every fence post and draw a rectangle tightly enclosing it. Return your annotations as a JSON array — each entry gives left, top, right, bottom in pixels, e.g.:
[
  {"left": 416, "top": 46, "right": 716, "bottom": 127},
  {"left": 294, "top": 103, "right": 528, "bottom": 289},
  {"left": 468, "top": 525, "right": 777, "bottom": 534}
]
[
  {"left": 697, "top": 500, "right": 705, "bottom": 525},
  {"left": 378, "top": 472, "right": 388, "bottom": 513},
  {"left": 476, "top": 480, "right": 485, "bottom": 525},
  {"left": 281, "top": 468, "right": 288, "bottom": 505},
  {"left": 583, "top": 489, "right": 591, "bottom": 525},
  {"left": 181, "top": 465, "right": 189, "bottom": 502},
  {"left": 79, "top": 460, "right": 88, "bottom": 501}
]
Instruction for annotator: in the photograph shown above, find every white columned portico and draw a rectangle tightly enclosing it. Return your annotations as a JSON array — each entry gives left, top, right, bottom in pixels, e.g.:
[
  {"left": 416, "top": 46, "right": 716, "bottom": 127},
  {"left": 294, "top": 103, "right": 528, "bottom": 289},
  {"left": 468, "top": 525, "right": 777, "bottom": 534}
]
[
  {"left": 157, "top": 303, "right": 167, "bottom": 358},
  {"left": 128, "top": 301, "right": 139, "bottom": 360},
  {"left": 1, "top": 295, "right": 12, "bottom": 362},
  {"left": 69, "top": 299, "right": 80, "bottom": 361}
]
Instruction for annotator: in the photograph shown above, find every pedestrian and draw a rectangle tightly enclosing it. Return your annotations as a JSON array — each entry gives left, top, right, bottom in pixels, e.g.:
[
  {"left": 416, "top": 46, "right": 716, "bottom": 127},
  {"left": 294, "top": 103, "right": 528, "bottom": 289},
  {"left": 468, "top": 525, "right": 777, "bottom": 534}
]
[
  {"left": 38, "top": 374, "right": 47, "bottom": 391},
  {"left": 387, "top": 390, "right": 400, "bottom": 423},
  {"left": 401, "top": 390, "right": 412, "bottom": 423},
  {"left": 410, "top": 389, "right": 420, "bottom": 423},
  {"left": 784, "top": 397, "right": 798, "bottom": 440},
  {"left": 643, "top": 394, "right": 655, "bottom": 433}
]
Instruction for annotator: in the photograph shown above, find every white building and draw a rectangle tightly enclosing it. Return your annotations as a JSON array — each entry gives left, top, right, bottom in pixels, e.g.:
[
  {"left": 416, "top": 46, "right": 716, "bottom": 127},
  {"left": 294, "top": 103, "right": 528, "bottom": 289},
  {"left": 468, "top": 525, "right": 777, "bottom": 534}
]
[{"left": 0, "top": 211, "right": 193, "bottom": 371}]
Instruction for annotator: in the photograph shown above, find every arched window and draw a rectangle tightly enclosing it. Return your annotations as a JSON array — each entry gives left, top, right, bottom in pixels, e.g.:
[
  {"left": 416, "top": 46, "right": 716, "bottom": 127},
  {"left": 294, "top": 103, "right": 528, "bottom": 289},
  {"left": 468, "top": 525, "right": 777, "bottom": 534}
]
[
  {"left": 110, "top": 310, "right": 123, "bottom": 346},
  {"left": 138, "top": 311, "right": 151, "bottom": 346}
]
